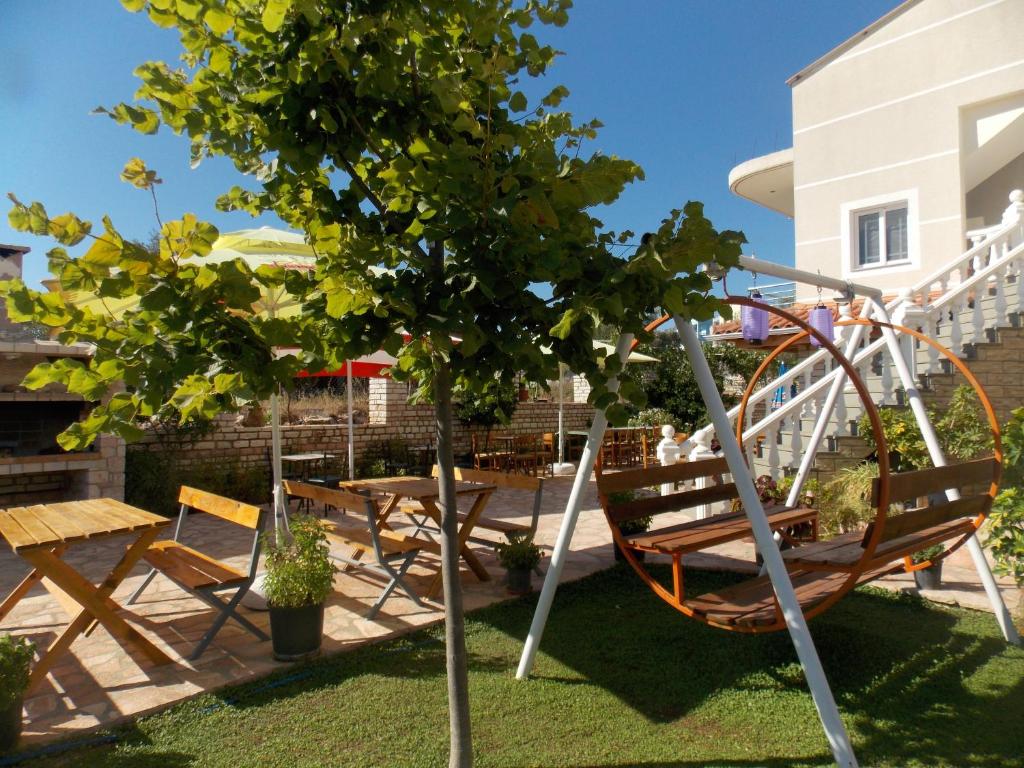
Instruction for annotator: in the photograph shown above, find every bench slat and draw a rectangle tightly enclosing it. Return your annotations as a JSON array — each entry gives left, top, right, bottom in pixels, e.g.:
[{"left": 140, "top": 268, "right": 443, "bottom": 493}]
[
  {"left": 607, "top": 483, "right": 739, "bottom": 524},
  {"left": 178, "top": 486, "right": 263, "bottom": 530},
  {"left": 625, "top": 505, "right": 815, "bottom": 555},
  {"left": 144, "top": 541, "right": 247, "bottom": 591},
  {"left": 596, "top": 457, "right": 730, "bottom": 495},
  {"left": 872, "top": 457, "right": 999, "bottom": 506},
  {"left": 323, "top": 521, "right": 424, "bottom": 556},
  {"left": 863, "top": 495, "right": 990, "bottom": 544}
]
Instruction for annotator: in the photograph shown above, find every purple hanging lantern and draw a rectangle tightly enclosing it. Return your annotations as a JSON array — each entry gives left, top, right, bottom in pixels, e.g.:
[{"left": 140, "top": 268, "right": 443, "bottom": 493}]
[
  {"left": 808, "top": 303, "right": 834, "bottom": 348},
  {"left": 741, "top": 290, "right": 769, "bottom": 345}
]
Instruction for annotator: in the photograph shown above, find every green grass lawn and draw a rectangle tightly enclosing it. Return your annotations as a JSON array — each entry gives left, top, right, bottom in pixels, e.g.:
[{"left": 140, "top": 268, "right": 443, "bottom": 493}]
[{"left": 9, "top": 566, "right": 1024, "bottom": 768}]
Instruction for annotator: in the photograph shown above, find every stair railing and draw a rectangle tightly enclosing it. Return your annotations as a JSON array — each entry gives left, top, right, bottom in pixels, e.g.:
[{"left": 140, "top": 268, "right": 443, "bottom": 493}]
[{"left": 688, "top": 191, "right": 1024, "bottom": 461}]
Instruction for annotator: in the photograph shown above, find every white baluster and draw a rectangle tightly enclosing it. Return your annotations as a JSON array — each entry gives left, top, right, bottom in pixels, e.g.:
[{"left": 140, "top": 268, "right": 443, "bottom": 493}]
[
  {"left": 790, "top": 415, "right": 802, "bottom": 469},
  {"left": 800, "top": 371, "right": 813, "bottom": 418},
  {"left": 994, "top": 263, "right": 1007, "bottom": 327},
  {"left": 1017, "top": 259, "right": 1024, "bottom": 317},
  {"left": 767, "top": 424, "right": 780, "bottom": 480},
  {"left": 925, "top": 314, "right": 940, "bottom": 371},
  {"left": 950, "top": 301, "right": 963, "bottom": 354},
  {"left": 973, "top": 277, "right": 986, "bottom": 344}
]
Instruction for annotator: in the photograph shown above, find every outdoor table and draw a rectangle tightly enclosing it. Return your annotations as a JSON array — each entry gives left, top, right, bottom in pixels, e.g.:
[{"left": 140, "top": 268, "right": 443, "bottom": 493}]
[
  {"left": 341, "top": 476, "right": 495, "bottom": 598},
  {"left": 0, "top": 499, "right": 173, "bottom": 692},
  {"left": 281, "top": 452, "right": 335, "bottom": 480}
]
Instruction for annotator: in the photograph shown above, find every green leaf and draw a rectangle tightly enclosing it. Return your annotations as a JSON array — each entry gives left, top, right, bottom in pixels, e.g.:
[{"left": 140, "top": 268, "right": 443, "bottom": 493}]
[
  {"left": 262, "top": 0, "right": 292, "bottom": 32},
  {"left": 205, "top": 7, "right": 234, "bottom": 34},
  {"left": 120, "top": 157, "right": 163, "bottom": 189},
  {"left": 509, "top": 91, "right": 527, "bottom": 112}
]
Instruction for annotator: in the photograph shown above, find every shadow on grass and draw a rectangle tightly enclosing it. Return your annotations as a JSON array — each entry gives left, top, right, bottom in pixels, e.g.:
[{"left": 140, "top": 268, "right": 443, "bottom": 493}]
[{"left": 479, "top": 565, "right": 1024, "bottom": 767}]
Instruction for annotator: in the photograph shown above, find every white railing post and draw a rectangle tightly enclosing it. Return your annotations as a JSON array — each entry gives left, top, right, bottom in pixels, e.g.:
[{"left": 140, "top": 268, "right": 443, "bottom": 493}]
[
  {"left": 688, "top": 431, "right": 716, "bottom": 519},
  {"left": 657, "top": 425, "right": 682, "bottom": 497}
]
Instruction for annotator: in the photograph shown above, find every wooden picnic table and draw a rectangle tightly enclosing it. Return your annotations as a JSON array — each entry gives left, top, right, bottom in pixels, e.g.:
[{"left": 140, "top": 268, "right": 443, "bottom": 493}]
[
  {"left": 341, "top": 476, "right": 496, "bottom": 598},
  {"left": 0, "top": 499, "right": 173, "bottom": 692}
]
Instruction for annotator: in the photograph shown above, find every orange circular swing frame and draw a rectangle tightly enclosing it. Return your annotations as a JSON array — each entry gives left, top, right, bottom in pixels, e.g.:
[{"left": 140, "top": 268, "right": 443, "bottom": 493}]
[
  {"left": 613, "top": 303, "right": 1003, "bottom": 633},
  {"left": 610, "top": 298, "right": 890, "bottom": 633},
  {"left": 733, "top": 316, "right": 1002, "bottom": 573}
]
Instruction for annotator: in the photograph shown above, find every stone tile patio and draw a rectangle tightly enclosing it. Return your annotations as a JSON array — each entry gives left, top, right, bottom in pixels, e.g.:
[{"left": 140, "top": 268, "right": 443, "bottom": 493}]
[{"left": 0, "top": 475, "right": 1019, "bottom": 749}]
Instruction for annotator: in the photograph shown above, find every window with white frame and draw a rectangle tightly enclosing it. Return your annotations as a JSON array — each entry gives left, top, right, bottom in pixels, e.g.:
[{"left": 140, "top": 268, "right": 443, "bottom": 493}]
[{"left": 854, "top": 202, "right": 909, "bottom": 268}]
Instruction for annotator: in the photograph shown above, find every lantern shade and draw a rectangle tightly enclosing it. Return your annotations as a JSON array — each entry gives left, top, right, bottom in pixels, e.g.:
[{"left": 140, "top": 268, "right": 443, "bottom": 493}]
[
  {"left": 742, "top": 290, "right": 769, "bottom": 344},
  {"left": 808, "top": 304, "right": 834, "bottom": 348}
]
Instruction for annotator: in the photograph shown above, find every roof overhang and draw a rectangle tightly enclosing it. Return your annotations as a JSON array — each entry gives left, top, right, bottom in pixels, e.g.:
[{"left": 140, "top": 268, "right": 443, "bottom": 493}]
[{"left": 728, "top": 148, "right": 794, "bottom": 217}]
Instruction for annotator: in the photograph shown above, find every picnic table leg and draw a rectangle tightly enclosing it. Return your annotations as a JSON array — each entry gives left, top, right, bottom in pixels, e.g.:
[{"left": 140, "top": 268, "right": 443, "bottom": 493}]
[
  {"left": 0, "top": 544, "right": 66, "bottom": 622},
  {"left": 20, "top": 529, "right": 172, "bottom": 691},
  {"left": 422, "top": 492, "right": 493, "bottom": 599}
]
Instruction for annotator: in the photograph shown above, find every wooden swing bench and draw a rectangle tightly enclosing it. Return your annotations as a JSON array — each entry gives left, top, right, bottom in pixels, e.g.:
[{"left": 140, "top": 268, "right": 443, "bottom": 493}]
[
  {"left": 686, "top": 457, "right": 997, "bottom": 629},
  {"left": 599, "top": 455, "right": 998, "bottom": 631}
]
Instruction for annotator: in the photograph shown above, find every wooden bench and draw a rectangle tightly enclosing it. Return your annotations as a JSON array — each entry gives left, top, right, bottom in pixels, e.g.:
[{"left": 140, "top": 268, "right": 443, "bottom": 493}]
[
  {"left": 283, "top": 480, "right": 426, "bottom": 617},
  {"left": 689, "top": 457, "right": 999, "bottom": 629},
  {"left": 127, "top": 486, "right": 269, "bottom": 660},
  {"left": 597, "top": 458, "right": 818, "bottom": 614}
]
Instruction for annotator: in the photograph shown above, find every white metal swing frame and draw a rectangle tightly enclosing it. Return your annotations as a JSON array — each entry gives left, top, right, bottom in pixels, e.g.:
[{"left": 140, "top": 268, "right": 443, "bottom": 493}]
[{"left": 515, "top": 256, "right": 1020, "bottom": 768}]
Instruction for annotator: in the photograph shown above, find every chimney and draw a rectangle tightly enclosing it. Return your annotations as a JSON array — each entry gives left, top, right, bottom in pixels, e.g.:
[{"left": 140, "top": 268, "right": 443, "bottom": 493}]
[{"left": 0, "top": 244, "right": 30, "bottom": 334}]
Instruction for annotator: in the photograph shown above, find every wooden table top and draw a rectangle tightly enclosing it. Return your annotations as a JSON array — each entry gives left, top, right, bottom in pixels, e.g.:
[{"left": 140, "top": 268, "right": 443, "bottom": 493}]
[
  {"left": 343, "top": 476, "right": 494, "bottom": 500},
  {"left": 0, "top": 499, "right": 170, "bottom": 553}
]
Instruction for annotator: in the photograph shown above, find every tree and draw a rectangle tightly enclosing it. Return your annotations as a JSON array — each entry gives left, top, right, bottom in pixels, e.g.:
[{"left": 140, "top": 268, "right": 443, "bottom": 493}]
[
  {"left": 2, "top": 2, "right": 743, "bottom": 764},
  {"left": 628, "top": 330, "right": 767, "bottom": 431}
]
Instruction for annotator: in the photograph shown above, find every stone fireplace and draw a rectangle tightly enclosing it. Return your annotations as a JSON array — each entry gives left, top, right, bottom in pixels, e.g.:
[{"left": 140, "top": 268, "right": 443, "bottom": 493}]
[{"left": 0, "top": 244, "right": 125, "bottom": 507}]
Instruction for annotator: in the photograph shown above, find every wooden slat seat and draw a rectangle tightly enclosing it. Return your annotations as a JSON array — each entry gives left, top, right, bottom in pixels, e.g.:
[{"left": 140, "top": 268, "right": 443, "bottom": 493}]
[
  {"left": 625, "top": 504, "right": 818, "bottom": 555},
  {"left": 688, "top": 564, "right": 901, "bottom": 628},
  {"left": 783, "top": 516, "right": 976, "bottom": 572},
  {"left": 142, "top": 540, "right": 247, "bottom": 591}
]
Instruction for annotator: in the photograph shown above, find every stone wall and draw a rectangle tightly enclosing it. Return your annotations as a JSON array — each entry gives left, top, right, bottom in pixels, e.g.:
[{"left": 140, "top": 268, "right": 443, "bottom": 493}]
[{"left": 129, "top": 393, "right": 594, "bottom": 473}]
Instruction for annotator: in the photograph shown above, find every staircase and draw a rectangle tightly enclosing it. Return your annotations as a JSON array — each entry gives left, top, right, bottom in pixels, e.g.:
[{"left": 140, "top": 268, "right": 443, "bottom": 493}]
[{"left": 687, "top": 190, "right": 1024, "bottom": 486}]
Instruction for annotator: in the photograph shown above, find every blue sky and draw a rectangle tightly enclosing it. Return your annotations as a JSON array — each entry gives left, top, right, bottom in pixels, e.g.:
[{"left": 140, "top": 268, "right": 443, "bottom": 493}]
[{"left": 1, "top": 1, "right": 898, "bottom": 290}]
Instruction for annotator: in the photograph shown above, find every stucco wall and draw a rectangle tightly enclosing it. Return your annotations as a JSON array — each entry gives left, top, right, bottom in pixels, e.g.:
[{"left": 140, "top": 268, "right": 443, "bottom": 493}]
[{"left": 790, "top": 0, "right": 1024, "bottom": 295}]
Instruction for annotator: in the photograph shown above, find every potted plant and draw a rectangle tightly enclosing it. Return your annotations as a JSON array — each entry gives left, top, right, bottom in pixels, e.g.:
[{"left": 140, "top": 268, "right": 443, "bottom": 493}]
[
  {"left": 262, "top": 516, "right": 337, "bottom": 661},
  {"left": 495, "top": 533, "right": 543, "bottom": 595},
  {"left": 911, "top": 544, "right": 945, "bottom": 590},
  {"left": 0, "top": 634, "right": 33, "bottom": 751}
]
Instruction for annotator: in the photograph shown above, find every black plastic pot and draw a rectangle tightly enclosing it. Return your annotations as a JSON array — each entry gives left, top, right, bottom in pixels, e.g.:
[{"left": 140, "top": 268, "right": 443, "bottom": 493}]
[
  {"left": 507, "top": 568, "right": 533, "bottom": 595},
  {"left": 913, "top": 563, "right": 942, "bottom": 591},
  {"left": 269, "top": 603, "right": 324, "bottom": 661},
  {"left": 0, "top": 695, "right": 23, "bottom": 753}
]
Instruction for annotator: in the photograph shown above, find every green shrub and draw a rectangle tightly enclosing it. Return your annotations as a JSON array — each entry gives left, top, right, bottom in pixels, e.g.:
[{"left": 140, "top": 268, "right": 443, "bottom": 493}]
[
  {"left": 987, "top": 488, "right": 1024, "bottom": 586},
  {"left": 911, "top": 544, "right": 945, "bottom": 565},
  {"left": 0, "top": 635, "right": 33, "bottom": 709},
  {"left": 858, "top": 385, "right": 991, "bottom": 471},
  {"left": 262, "top": 516, "right": 337, "bottom": 609},
  {"left": 628, "top": 408, "right": 677, "bottom": 429},
  {"left": 126, "top": 450, "right": 269, "bottom": 517},
  {"left": 816, "top": 463, "right": 880, "bottom": 538},
  {"left": 606, "top": 490, "right": 652, "bottom": 534},
  {"left": 494, "top": 532, "right": 542, "bottom": 571}
]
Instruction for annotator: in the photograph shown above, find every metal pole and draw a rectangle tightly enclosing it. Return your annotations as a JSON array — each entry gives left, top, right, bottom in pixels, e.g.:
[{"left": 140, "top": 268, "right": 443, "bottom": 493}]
[
  {"left": 738, "top": 255, "right": 882, "bottom": 300},
  {"left": 558, "top": 362, "right": 566, "bottom": 465},
  {"left": 871, "top": 303, "right": 1020, "bottom": 644},
  {"left": 785, "top": 300, "right": 874, "bottom": 508},
  {"left": 269, "top": 389, "right": 289, "bottom": 537},
  {"left": 675, "top": 317, "right": 858, "bottom": 768},
  {"left": 517, "top": 333, "right": 633, "bottom": 680},
  {"left": 346, "top": 359, "right": 355, "bottom": 480}
]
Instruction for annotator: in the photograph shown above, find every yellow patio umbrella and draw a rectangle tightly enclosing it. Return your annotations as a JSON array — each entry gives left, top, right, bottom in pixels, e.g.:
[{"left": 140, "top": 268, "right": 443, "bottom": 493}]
[{"left": 54, "top": 227, "right": 318, "bottom": 535}]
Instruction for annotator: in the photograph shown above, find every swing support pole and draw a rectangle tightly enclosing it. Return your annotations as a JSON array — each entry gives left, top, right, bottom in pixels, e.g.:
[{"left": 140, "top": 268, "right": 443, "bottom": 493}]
[
  {"left": 516, "top": 333, "right": 634, "bottom": 680},
  {"left": 869, "top": 303, "right": 1021, "bottom": 645},
  {"left": 673, "top": 317, "right": 859, "bottom": 768}
]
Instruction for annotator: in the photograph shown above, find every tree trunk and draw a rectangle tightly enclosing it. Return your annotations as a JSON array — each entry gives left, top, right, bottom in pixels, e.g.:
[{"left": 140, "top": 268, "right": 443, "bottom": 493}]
[{"left": 434, "top": 361, "right": 473, "bottom": 768}]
